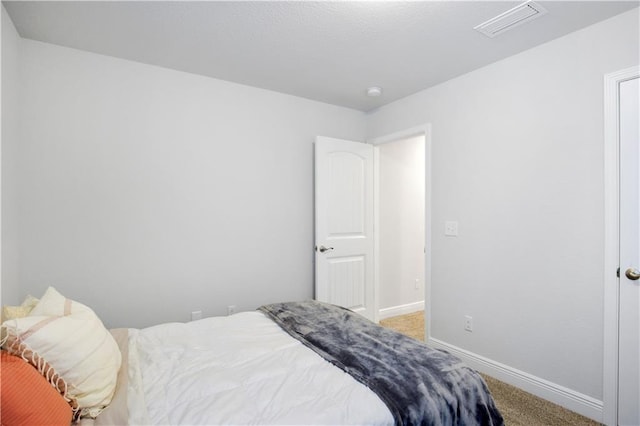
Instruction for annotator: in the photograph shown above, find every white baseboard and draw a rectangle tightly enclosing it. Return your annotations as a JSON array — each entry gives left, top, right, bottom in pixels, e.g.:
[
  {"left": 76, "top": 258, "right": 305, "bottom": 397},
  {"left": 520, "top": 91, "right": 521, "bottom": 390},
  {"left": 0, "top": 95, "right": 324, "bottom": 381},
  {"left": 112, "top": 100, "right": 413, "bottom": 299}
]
[
  {"left": 428, "top": 338, "right": 604, "bottom": 423},
  {"left": 378, "top": 301, "right": 424, "bottom": 320}
]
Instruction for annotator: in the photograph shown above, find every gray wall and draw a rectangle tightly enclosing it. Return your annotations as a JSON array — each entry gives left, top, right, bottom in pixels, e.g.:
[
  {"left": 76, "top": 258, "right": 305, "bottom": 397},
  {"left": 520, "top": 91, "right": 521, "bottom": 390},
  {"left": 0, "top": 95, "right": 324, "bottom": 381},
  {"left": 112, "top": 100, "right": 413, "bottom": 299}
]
[
  {"left": 3, "top": 30, "right": 366, "bottom": 328},
  {"left": 366, "top": 8, "right": 639, "bottom": 402},
  {"left": 1, "top": 7, "right": 20, "bottom": 307}
]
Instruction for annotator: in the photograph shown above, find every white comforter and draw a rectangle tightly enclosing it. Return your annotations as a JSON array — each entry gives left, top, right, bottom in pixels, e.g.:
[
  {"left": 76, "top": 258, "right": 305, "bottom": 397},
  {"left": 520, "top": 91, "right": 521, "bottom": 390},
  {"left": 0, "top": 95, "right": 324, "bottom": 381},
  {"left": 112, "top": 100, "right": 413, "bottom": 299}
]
[{"left": 126, "top": 311, "right": 393, "bottom": 425}]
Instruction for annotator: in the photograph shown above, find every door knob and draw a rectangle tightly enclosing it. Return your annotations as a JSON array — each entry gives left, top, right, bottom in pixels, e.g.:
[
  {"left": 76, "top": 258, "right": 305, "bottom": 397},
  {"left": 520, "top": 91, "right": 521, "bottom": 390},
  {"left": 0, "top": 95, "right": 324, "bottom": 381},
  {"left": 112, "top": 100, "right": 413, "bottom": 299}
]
[
  {"left": 317, "top": 245, "right": 334, "bottom": 253},
  {"left": 625, "top": 268, "right": 640, "bottom": 281}
]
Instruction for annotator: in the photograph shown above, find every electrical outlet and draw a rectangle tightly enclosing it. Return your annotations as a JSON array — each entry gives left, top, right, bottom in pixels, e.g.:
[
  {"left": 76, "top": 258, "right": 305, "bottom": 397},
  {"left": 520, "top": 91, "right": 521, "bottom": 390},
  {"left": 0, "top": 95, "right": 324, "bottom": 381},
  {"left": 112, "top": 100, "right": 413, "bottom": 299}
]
[
  {"left": 464, "top": 315, "right": 473, "bottom": 332},
  {"left": 445, "top": 221, "right": 459, "bottom": 236},
  {"left": 414, "top": 278, "right": 420, "bottom": 290},
  {"left": 227, "top": 305, "right": 236, "bottom": 316},
  {"left": 191, "top": 310, "right": 202, "bottom": 321}
]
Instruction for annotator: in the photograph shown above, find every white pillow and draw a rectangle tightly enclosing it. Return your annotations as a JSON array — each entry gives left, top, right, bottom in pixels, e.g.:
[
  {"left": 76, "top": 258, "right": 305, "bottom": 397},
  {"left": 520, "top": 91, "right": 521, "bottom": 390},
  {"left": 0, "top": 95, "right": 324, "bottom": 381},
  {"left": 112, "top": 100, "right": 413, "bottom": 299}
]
[{"left": 1, "top": 287, "right": 121, "bottom": 419}]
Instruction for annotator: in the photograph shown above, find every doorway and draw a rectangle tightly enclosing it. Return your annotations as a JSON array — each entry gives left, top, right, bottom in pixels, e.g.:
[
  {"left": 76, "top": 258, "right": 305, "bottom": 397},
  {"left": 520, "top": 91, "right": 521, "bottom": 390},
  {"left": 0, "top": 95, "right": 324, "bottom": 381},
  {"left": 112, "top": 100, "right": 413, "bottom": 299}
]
[
  {"left": 313, "top": 126, "right": 432, "bottom": 331},
  {"left": 369, "top": 125, "right": 431, "bottom": 335}
]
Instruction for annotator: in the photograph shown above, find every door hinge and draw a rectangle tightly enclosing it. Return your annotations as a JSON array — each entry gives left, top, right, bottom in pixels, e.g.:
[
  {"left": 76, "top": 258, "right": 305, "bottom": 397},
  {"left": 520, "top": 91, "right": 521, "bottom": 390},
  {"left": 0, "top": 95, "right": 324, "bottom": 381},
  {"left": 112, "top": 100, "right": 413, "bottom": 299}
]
[{"left": 617, "top": 267, "right": 620, "bottom": 278}]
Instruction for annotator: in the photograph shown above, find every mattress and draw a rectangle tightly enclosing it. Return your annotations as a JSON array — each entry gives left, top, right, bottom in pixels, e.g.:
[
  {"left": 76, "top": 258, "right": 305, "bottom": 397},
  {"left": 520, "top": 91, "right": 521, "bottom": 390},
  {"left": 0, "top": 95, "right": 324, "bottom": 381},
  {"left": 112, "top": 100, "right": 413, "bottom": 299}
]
[
  {"left": 85, "top": 307, "right": 503, "bottom": 425},
  {"left": 90, "top": 311, "right": 394, "bottom": 425}
]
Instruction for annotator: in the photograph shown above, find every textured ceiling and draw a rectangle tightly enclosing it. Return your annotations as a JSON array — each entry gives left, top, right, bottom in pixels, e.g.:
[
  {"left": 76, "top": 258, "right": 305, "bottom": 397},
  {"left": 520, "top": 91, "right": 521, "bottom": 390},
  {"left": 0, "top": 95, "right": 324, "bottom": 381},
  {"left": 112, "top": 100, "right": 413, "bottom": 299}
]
[{"left": 3, "top": 1, "right": 638, "bottom": 111}]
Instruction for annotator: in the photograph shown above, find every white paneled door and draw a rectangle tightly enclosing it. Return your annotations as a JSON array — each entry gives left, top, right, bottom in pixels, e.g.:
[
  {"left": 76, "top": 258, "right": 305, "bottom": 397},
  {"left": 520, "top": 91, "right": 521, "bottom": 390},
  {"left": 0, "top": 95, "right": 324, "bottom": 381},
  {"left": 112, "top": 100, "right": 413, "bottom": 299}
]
[
  {"left": 314, "top": 136, "right": 374, "bottom": 321},
  {"left": 618, "top": 76, "right": 639, "bottom": 426}
]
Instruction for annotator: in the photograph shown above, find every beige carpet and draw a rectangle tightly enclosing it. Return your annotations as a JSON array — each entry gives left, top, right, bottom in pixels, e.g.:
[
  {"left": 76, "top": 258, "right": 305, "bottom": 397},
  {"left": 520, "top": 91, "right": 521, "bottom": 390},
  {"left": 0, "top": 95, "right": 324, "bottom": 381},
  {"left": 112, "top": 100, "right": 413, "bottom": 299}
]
[{"left": 380, "top": 312, "right": 600, "bottom": 426}]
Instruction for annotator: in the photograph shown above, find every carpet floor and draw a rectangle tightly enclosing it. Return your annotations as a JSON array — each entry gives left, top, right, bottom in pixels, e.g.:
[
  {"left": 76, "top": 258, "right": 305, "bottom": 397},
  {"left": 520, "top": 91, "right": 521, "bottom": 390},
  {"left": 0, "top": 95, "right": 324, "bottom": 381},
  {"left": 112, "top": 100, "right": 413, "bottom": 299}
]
[{"left": 379, "top": 312, "right": 600, "bottom": 426}]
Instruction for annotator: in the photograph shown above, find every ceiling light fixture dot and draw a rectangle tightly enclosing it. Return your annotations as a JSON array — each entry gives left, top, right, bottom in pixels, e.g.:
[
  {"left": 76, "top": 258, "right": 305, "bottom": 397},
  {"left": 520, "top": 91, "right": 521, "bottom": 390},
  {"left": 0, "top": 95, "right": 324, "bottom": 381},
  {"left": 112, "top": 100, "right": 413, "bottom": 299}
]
[{"left": 366, "top": 87, "right": 383, "bottom": 97}]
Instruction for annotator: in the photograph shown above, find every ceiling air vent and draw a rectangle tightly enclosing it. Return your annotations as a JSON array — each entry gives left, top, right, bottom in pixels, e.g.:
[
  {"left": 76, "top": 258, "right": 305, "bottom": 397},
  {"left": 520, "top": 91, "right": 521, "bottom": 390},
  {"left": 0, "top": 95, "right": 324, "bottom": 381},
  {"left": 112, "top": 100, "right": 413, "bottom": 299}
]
[{"left": 474, "top": 1, "right": 548, "bottom": 38}]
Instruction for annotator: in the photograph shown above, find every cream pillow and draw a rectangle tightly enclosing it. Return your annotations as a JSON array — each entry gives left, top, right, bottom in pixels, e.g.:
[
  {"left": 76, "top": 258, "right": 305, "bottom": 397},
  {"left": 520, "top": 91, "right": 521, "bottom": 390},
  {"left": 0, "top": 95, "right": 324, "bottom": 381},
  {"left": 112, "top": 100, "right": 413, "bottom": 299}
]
[
  {"left": 1, "top": 287, "right": 121, "bottom": 419},
  {"left": 1, "top": 294, "right": 40, "bottom": 323}
]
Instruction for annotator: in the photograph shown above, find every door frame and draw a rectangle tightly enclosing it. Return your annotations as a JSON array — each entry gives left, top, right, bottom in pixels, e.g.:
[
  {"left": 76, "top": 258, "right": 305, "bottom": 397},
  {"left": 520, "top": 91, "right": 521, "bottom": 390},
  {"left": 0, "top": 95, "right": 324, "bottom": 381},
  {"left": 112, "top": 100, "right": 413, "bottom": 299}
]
[
  {"left": 603, "top": 65, "right": 639, "bottom": 426},
  {"left": 368, "top": 124, "right": 432, "bottom": 336}
]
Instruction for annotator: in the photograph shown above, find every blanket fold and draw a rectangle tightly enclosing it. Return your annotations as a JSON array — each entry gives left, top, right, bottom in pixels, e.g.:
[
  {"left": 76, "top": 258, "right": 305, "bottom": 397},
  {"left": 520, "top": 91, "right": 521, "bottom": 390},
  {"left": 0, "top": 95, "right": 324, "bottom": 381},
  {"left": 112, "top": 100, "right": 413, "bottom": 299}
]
[{"left": 259, "top": 301, "right": 503, "bottom": 426}]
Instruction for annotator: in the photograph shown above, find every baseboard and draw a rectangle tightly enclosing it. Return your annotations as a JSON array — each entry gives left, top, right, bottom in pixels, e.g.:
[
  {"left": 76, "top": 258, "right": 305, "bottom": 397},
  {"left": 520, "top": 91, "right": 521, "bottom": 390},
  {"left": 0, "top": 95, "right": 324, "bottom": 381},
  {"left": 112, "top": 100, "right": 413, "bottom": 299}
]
[
  {"left": 428, "top": 338, "right": 604, "bottom": 423},
  {"left": 378, "top": 301, "right": 424, "bottom": 320}
]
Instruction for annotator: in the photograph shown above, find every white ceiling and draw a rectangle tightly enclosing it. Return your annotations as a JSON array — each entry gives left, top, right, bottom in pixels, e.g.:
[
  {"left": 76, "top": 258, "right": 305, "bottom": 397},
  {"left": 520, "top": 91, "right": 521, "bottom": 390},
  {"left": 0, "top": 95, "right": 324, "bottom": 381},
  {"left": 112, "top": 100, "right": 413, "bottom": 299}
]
[{"left": 3, "top": 1, "right": 638, "bottom": 111}]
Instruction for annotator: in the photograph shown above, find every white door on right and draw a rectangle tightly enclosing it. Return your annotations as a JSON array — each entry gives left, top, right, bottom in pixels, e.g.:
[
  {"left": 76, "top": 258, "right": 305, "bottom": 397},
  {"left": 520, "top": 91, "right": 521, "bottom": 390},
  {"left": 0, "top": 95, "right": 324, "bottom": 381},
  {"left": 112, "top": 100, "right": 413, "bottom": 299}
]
[{"left": 618, "top": 76, "right": 639, "bottom": 426}]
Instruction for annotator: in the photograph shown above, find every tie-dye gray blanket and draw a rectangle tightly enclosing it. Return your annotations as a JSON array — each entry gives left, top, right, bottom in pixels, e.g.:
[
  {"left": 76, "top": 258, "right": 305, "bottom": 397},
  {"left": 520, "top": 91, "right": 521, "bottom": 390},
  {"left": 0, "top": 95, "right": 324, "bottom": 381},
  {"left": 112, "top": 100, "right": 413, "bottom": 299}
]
[{"left": 258, "top": 301, "right": 504, "bottom": 426}]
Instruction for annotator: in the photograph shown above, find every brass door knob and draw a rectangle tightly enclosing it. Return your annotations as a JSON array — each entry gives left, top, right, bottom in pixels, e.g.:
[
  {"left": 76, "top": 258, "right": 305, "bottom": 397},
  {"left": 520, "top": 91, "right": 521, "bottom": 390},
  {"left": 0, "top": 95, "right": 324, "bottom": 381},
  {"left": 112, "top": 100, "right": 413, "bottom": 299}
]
[{"left": 625, "top": 268, "right": 640, "bottom": 281}]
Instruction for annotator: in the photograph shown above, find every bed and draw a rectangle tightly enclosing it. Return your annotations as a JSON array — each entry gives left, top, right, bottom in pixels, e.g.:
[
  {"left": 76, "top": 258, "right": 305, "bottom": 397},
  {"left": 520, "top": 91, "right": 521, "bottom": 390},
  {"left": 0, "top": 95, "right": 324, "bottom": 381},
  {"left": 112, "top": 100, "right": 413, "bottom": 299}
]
[{"left": 2, "top": 288, "right": 504, "bottom": 426}]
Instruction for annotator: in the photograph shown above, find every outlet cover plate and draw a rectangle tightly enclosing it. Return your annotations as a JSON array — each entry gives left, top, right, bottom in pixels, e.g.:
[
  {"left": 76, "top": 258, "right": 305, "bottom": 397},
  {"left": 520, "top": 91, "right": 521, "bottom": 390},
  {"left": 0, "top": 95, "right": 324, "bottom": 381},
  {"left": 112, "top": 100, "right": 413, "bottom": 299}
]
[
  {"left": 445, "top": 221, "right": 459, "bottom": 236},
  {"left": 464, "top": 315, "right": 473, "bottom": 332}
]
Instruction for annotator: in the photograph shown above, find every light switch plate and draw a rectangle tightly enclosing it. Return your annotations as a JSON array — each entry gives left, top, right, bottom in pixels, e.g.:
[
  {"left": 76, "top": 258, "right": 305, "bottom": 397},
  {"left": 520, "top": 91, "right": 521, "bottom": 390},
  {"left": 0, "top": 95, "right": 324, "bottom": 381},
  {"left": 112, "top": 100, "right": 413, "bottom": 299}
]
[{"left": 445, "top": 221, "right": 459, "bottom": 236}]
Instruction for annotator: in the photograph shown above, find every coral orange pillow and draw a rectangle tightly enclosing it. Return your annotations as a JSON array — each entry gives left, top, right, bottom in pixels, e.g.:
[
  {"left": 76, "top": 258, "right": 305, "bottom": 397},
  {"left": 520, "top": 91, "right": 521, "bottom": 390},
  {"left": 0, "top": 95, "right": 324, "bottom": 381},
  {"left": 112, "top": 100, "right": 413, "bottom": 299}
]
[
  {"left": 0, "top": 350, "right": 72, "bottom": 425},
  {"left": 2, "top": 287, "right": 121, "bottom": 418}
]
